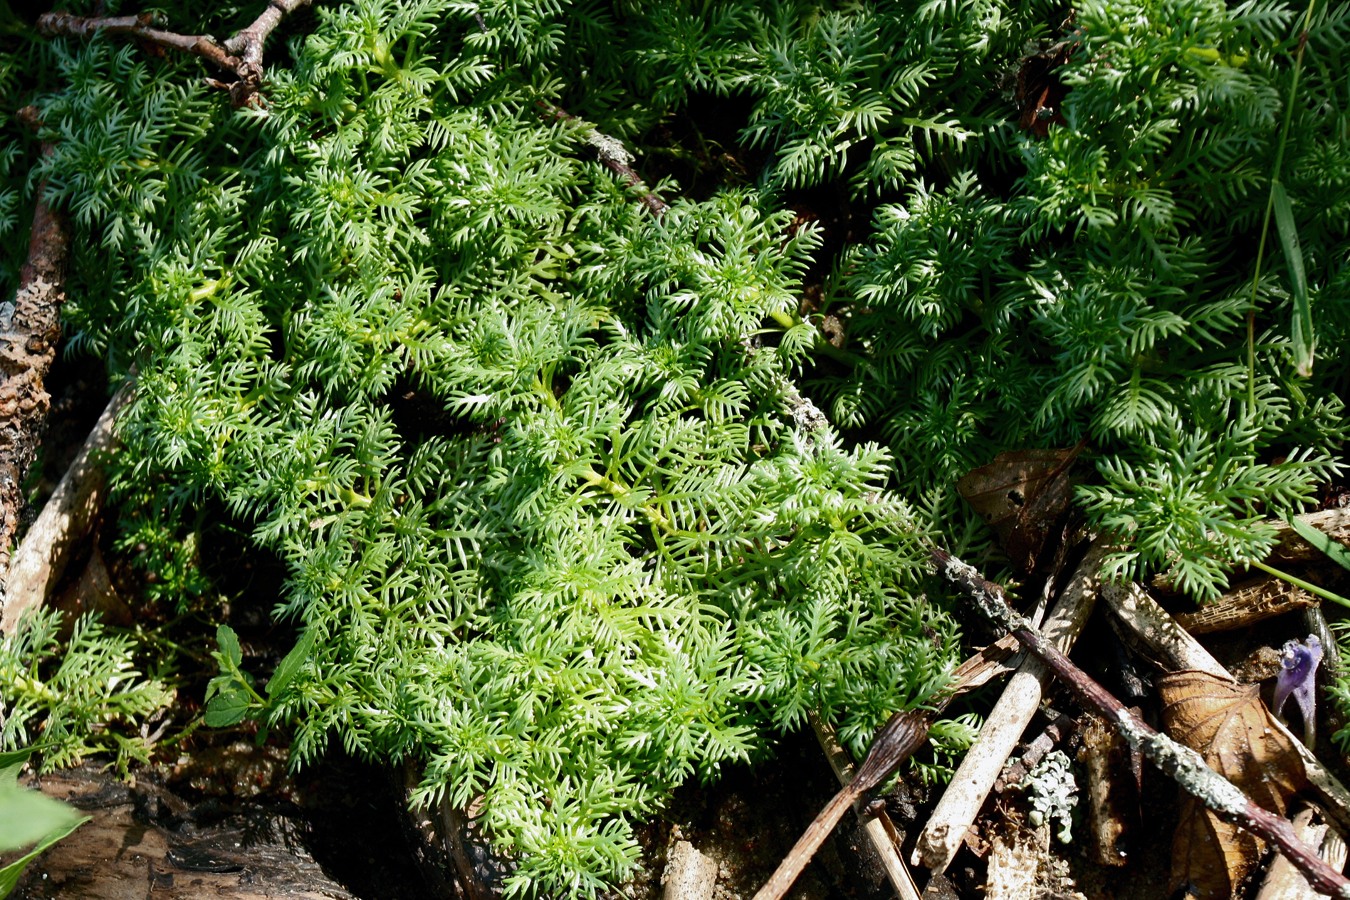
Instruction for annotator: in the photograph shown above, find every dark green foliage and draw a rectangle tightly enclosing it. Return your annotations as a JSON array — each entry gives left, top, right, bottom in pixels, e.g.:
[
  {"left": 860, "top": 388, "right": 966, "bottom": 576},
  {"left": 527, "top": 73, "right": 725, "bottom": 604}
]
[{"left": 1, "top": 0, "right": 1346, "bottom": 894}]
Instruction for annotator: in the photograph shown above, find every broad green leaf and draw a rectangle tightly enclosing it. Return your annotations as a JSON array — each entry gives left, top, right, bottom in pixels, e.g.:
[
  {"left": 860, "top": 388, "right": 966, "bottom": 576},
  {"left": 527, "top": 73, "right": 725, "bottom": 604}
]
[
  {"left": 1271, "top": 181, "right": 1314, "bottom": 377},
  {"left": 267, "top": 628, "right": 315, "bottom": 698},
  {"left": 0, "top": 747, "right": 34, "bottom": 787},
  {"left": 0, "top": 782, "right": 86, "bottom": 852},
  {"left": 1289, "top": 516, "right": 1350, "bottom": 574},
  {"left": 215, "top": 624, "right": 242, "bottom": 668},
  {"left": 204, "top": 688, "right": 252, "bottom": 728},
  {"left": 0, "top": 806, "right": 87, "bottom": 898}
]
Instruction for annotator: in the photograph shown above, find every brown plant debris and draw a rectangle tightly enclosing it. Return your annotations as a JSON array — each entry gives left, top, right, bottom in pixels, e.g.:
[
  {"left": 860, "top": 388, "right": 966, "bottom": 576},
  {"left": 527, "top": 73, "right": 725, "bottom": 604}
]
[
  {"left": 956, "top": 442, "right": 1084, "bottom": 572},
  {"left": 0, "top": 145, "right": 67, "bottom": 583},
  {"left": 37, "top": 0, "right": 313, "bottom": 107},
  {"left": 1158, "top": 670, "right": 1310, "bottom": 899}
]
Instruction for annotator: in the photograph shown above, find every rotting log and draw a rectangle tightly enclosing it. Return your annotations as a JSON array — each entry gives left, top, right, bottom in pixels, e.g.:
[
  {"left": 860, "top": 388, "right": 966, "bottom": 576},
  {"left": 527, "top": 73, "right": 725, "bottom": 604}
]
[{"left": 0, "top": 143, "right": 67, "bottom": 585}]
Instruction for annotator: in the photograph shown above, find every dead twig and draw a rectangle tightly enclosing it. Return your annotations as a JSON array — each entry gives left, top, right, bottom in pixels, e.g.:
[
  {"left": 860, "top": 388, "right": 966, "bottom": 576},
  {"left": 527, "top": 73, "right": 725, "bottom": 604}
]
[
  {"left": 752, "top": 709, "right": 930, "bottom": 900},
  {"left": 934, "top": 548, "right": 1350, "bottom": 900},
  {"left": 37, "top": 0, "right": 313, "bottom": 106},
  {"left": 538, "top": 102, "right": 670, "bottom": 216},
  {"left": 913, "top": 540, "right": 1106, "bottom": 874}
]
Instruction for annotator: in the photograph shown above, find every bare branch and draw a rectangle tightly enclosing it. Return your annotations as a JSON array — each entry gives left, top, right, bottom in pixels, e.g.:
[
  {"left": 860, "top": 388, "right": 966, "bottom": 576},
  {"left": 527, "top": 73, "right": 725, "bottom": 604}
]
[
  {"left": 37, "top": 1, "right": 313, "bottom": 106},
  {"left": 539, "top": 103, "right": 670, "bottom": 216},
  {"left": 934, "top": 548, "right": 1350, "bottom": 900}
]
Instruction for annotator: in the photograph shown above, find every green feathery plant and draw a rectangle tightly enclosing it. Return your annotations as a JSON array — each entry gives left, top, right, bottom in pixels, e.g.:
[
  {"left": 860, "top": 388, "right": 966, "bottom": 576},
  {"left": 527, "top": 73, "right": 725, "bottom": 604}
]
[
  {"left": 0, "top": 0, "right": 1346, "bottom": 895},
  {"left": 0, "top": 608, "right": 173, "bottom": 775}
]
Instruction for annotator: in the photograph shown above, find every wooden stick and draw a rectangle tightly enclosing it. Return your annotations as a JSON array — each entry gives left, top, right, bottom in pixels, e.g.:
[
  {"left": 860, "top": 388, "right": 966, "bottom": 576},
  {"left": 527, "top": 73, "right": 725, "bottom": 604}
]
[
  {"left": 537, "top": 103, "right": 669, "bottom": 216},
  {"left": 1256, "top": 805, "right": 1349, "bottom": 900},
  {"left": 934, "top": 548, "right": 1350, "bottom": 900},
  {"left": 752, "top": 709, "right": 930, "bottom": 900},
  {"left": 809, "top": 711, "right": 922, "bottom": 900},
  {"left": 1099, "top": 580, "right": 1350, "bottom": 837},
  {"left": 0, "top": 380, "right": 134, "bottom": 635},
  {"left": 911, "top": 541, "right": 1106, "bottom": 874},
  {"left": 1175, "top": 576, "right": 1316, "bottom": 635}
]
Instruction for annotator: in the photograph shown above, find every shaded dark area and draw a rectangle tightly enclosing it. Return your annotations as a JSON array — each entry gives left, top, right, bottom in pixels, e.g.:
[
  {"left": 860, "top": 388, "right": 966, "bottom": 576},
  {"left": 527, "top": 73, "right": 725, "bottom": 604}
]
[{"left": 14, "top": 745, "right": 442, "bottom": 900}]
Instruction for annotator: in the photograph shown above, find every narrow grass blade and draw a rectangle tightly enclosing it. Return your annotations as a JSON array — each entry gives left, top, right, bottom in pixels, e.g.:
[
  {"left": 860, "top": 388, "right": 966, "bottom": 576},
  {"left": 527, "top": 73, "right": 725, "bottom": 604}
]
[
  {"left": 1271, "top": 181, "right": 1314, "bottom": 377},
  {"left": 1288, "top": 516, "right": 1350, "bottom": 574}
]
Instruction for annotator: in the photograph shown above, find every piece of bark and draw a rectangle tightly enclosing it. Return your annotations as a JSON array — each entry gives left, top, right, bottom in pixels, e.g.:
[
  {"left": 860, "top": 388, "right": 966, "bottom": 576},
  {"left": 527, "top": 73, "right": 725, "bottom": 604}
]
[
  {"left": 1255, "top": 805, "right": 1349, "bottom": 900},
  {"left": 662, "top": 840, "right": 718, "bottom": 900},
  {"left": 984, "top": 823, "right": 1046, "bottom": 900},
  {"left": 1076, "top": 715, "right": 1135, "bottom": 867},
  {"left": 1099, "top": 580, "right": 1350, "bottom": 837},
  {"left": 944, "top": 634, "right": 1022, "bottom": 699},
  {"left": 911, "top": 541, "right": 1107, "bottom": 874},
  {"left": 1174, "top": 576, "right": 1317, "bottom": 634},
  {"left": 0, "top": 162, "right": 68, "bottom": 582},
  {"left": 1, "top": 381, "right": 133, "bottom": 635},
  {"left": 14, "top": 765, "right": 353, "bottom": 899},
  {"left": 1269, "top": 509, "right": 1350, "bottom": 565},
  {"left": 933, "top": 549, "right": 1350, "bottom": 899},
  {"left": 1101, "top": 582, "right": 1231, "bottom": 679},
  {"left": 809, "top": 711, "right": 922, "bottom": 900}
]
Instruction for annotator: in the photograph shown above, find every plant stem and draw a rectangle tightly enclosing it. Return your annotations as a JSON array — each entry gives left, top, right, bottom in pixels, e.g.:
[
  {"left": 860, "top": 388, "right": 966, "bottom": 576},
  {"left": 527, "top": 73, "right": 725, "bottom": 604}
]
[{"left": 1250, "top": 559, "right": 1350, "bottom": 610}]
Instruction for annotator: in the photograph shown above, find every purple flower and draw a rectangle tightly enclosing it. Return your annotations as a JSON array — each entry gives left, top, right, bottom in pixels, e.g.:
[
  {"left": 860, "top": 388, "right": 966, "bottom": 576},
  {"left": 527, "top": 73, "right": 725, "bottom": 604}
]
[{"left": 1274, "top": 634, "right": 1323, "bottom": 746}]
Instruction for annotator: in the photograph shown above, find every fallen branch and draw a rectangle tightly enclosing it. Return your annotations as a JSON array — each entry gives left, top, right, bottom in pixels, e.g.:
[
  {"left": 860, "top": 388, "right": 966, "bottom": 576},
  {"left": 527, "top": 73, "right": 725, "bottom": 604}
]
[
  {"left": 1, "top": 380, "right": 134, "bottom": 635},
  {"left": 538, "top": 103, "right": 670, "bottom": 216},
  {"left": 913, "top": 540, "right": 1105, "bottom": 874},
  {"left": 752, "top": 708, "right": 930, "bottom": 900},
  {"left": 37, "top": 0, "right": 313, "bottom": 106},
  {"left": 934, "top": 548, "right": 1350, "bottom": 899},
  {"left": 0, "top": 141, "right": 68, "bottom": 583}
]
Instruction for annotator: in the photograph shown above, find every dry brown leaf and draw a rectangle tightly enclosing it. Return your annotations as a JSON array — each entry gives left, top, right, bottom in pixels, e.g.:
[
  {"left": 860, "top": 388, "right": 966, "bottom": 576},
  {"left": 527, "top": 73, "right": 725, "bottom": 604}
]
[
  {"left": 956, "top": 443, "right": 1084, "bottom": 572},
  {"left": 1158, "top": 670, "right": 1309, "bottom": 899}
]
